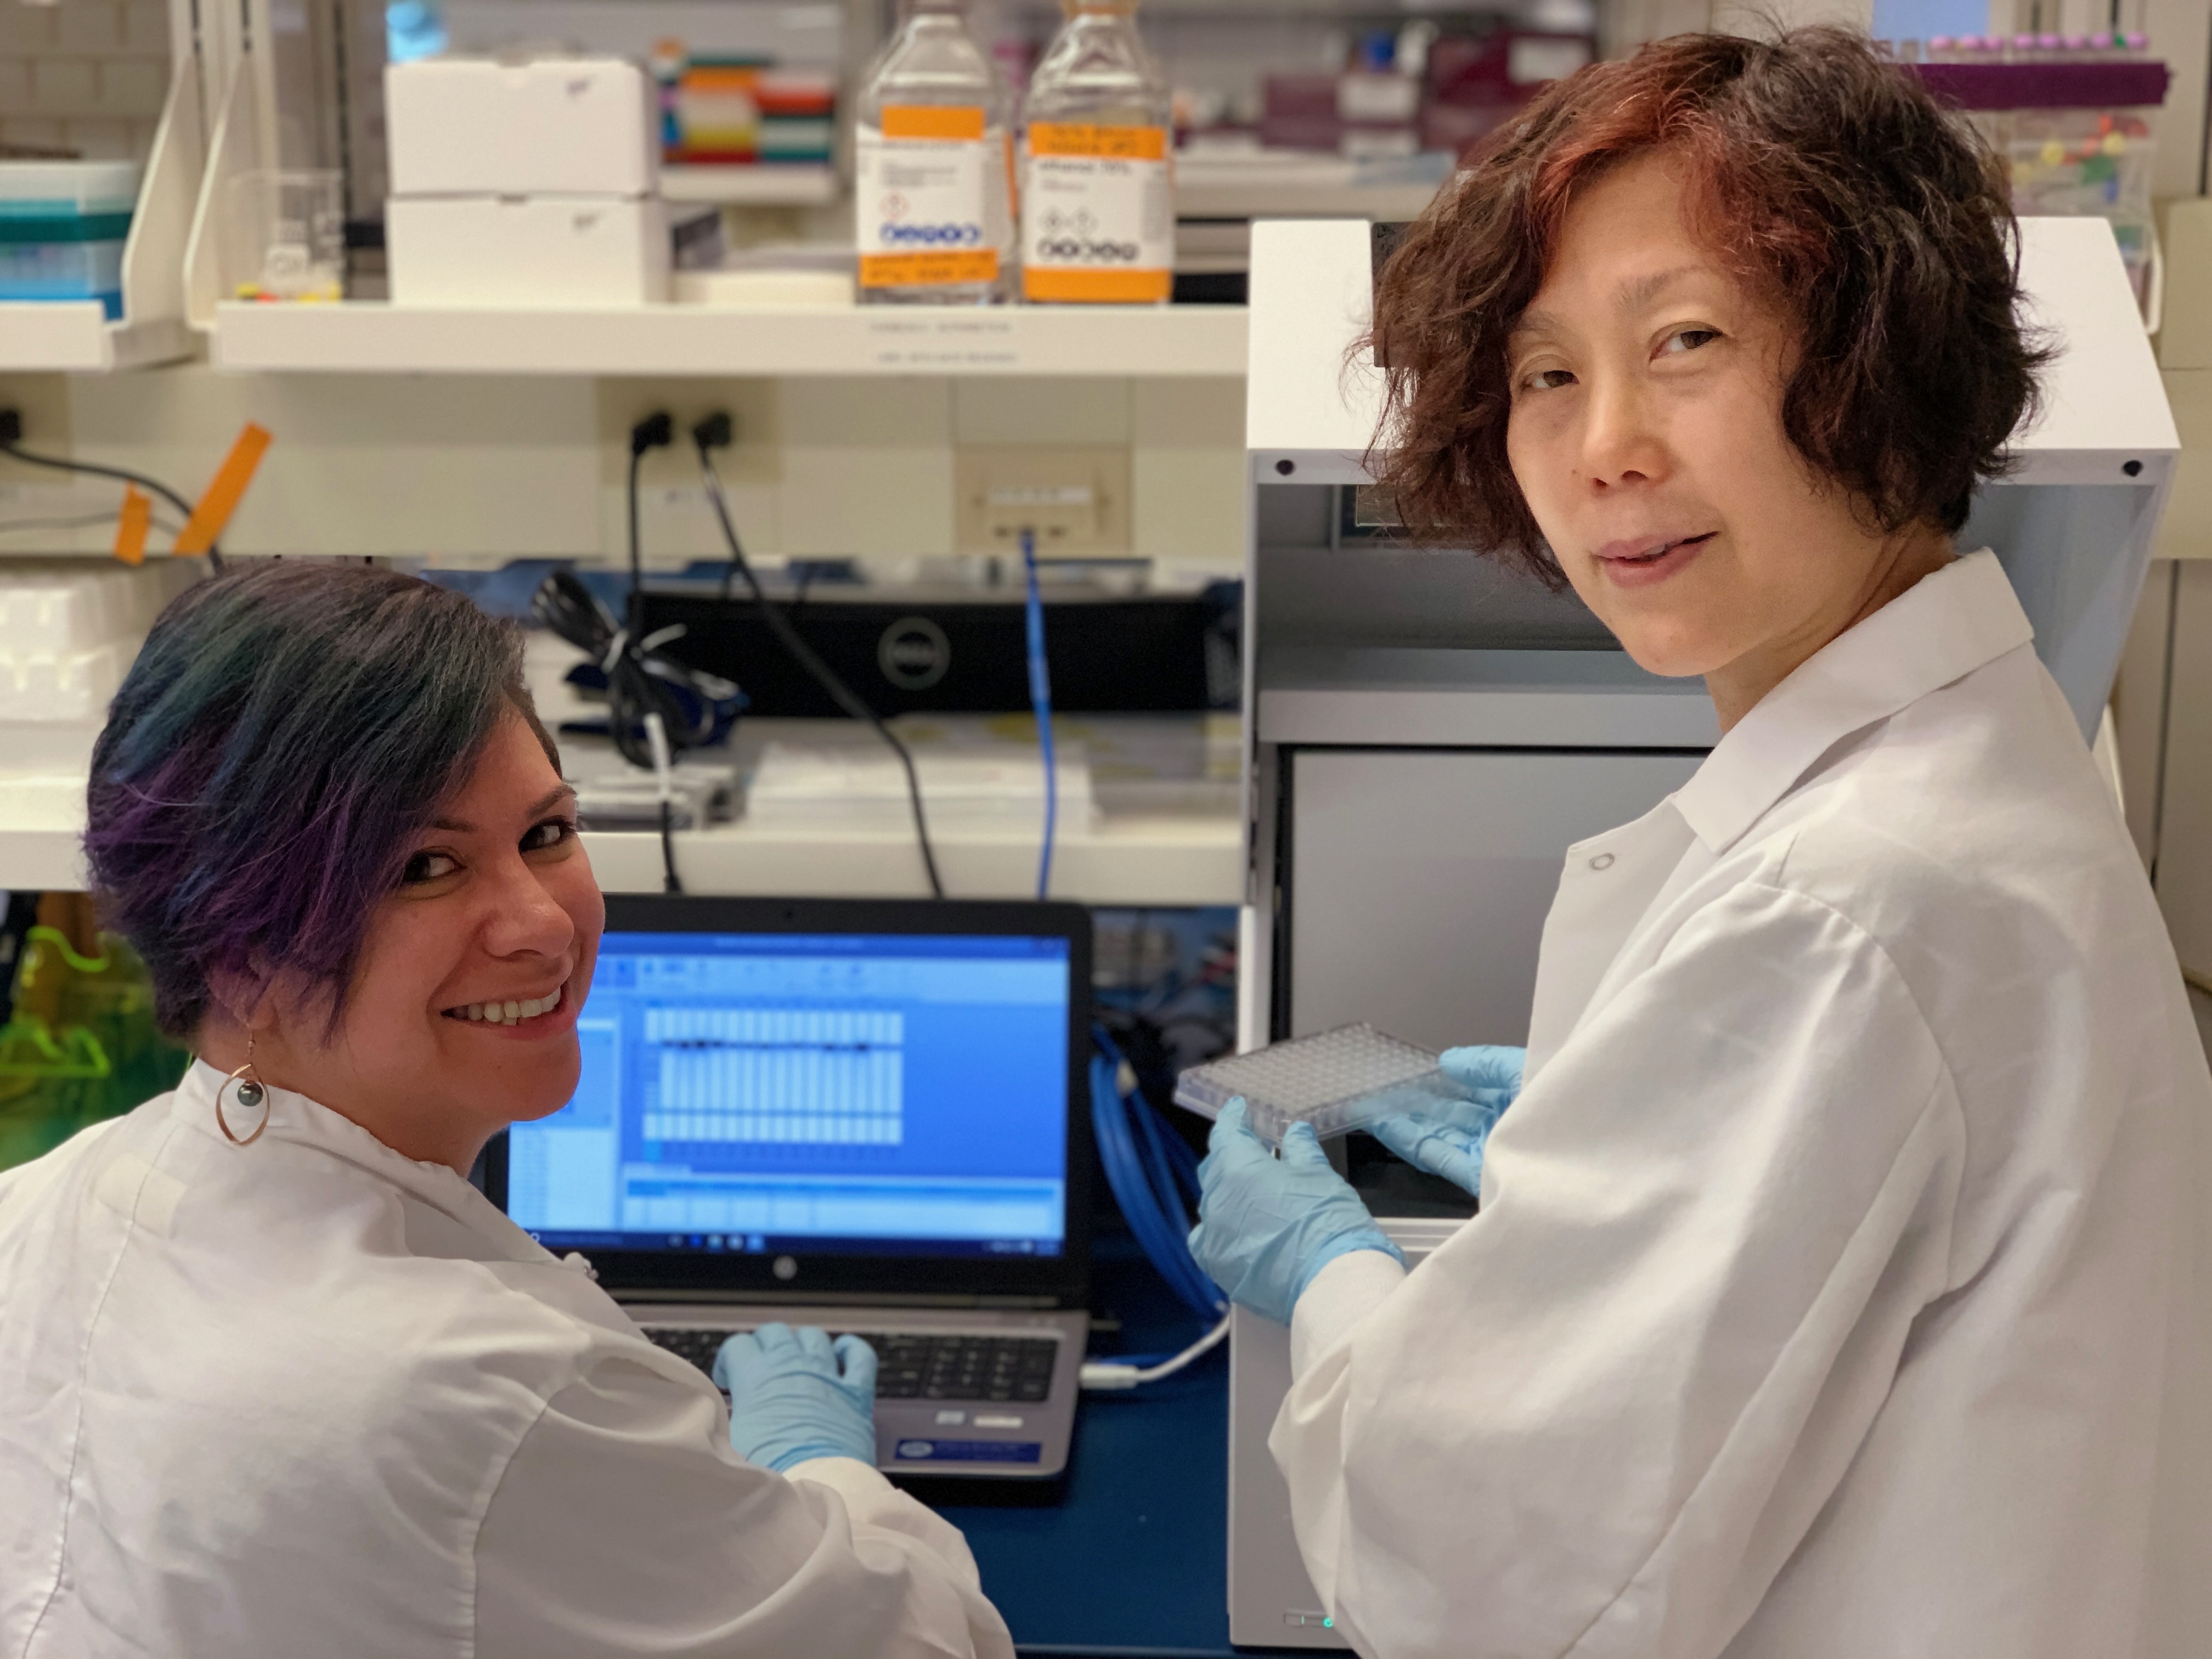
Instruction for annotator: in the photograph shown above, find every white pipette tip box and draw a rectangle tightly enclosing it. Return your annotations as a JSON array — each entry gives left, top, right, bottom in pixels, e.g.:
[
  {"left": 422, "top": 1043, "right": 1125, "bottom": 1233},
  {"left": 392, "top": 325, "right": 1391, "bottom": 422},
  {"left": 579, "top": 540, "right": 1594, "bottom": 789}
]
[{"left": 1172, "top": 1022, "right": 1458, "bottom": 1148}]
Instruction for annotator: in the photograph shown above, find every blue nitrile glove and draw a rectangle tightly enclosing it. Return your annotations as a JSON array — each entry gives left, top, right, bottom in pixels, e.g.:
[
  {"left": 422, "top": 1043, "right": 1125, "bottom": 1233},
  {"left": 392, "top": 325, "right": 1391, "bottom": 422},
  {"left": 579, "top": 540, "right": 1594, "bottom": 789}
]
[
  {"left": 1188, "top": 1098, "right": 1404, "bottom": 1326},
  {"left": 1368, "top": 1044, "right": 1526, "bottom": 1197},
  {"left": 714, "top": 1323, "right": 878, "bottom": 1472}
]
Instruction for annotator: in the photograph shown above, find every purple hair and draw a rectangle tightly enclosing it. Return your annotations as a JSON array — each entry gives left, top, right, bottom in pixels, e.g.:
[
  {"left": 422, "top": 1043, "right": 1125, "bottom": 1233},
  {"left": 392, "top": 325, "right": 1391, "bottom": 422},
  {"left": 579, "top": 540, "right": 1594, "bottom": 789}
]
[{"left": 86, "top": 563, "right": 557, "bottom": 1038}]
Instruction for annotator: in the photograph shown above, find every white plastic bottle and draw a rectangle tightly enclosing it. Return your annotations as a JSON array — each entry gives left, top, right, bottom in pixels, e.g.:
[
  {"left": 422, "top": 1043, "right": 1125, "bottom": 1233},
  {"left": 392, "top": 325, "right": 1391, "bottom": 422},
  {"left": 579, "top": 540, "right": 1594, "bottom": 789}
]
[
  {"left": 853, "top": 0, "right": 1015, "bottom": 305},
  {"left": 1019, "top": 0, "right": 1173, "bottom": 305}
]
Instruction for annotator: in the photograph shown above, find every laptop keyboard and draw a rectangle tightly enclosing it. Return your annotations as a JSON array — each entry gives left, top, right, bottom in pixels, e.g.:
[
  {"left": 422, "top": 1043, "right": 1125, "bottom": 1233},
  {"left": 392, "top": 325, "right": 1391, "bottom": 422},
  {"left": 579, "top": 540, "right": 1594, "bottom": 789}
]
[{"left": 646, "top": 1326, "right": 1059, "bottom": 1403}]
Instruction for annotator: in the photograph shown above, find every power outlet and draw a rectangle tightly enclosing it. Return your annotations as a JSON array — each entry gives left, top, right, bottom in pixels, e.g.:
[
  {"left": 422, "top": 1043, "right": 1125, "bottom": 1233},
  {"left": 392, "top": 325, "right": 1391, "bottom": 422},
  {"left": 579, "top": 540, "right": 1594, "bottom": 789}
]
[{"left": 955, "top": 445, "right": 1131, "bottom": 557}]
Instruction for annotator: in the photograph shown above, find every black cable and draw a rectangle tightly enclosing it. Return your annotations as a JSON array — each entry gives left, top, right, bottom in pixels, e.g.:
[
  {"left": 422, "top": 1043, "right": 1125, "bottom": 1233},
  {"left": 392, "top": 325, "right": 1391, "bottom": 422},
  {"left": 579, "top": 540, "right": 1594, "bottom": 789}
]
[
  {"left": 534, "top": 416, "right": 731, "bottom": 900},
  {"left": 531, "top": 571, "right": 706, "bottom": 771},
  {"left": 659, "top": 796, "right": 683, "bottom": 894},
  {"left": 690, "top": 417, "right": 945, "bottom": 900},
  {"left": 532, "top": 573, "right": 704, "bottom": 898},
  {"left": 0, "top": 433, "right": 224, "bottom": 571}
]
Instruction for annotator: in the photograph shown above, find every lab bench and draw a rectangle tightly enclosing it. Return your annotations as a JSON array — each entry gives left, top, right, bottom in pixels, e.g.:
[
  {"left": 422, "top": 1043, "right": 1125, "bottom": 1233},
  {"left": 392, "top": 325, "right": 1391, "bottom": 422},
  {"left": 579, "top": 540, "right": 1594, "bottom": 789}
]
[
  {"left": 584, "top": 815, "right": 1240, "bottom": 908},
  {"left": 0, "top": 802, "right": 1244, "bottom": 907},
  {"left": 936, "top": 1233, "right": 1301, "bottom": 1658},
  {"left": 0, "top": 724, "right": 1245, "bottom": 907}
]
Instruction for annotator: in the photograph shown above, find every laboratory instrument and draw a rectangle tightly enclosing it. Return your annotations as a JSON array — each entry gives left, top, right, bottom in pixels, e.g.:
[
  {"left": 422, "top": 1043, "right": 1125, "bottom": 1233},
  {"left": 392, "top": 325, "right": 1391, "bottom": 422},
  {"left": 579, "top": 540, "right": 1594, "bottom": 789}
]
[
  {"left": 1225, "top": 213, "right": 2179, "bottom": 1647},
  {"left": 853, "top": 0, "right": 1015, "bottom": 306},
  {"left": 1173, "top": 1022, "right": 1454, "bottom": 1147},
  {"left": 488, "top": 894, "right": 1095, "bottom": 1482},
  {"left": 634, "top": 586, "right": 1223, "bottom": 716},
  {"left": 1020, "top": 0, "right": 1174, "bottom": 305}
]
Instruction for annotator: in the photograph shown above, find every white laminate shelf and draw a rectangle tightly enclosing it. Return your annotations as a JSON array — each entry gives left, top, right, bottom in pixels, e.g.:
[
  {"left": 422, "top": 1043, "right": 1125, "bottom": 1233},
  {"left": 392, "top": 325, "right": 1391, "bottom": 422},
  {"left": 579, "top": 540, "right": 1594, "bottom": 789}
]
[
  {"left": 585, "top": 814, "right": 1242, "bottom": 905},
  {"left": 0, "top": 788, "right": 1243, "bottom": 906},
  {"left": 662, "top": 163, "right": 839, "bottom": 206},
  {"left": 211, "top": 300, "right": 1250, "bottom": 377},
  {"left": 0, "top": 304, "right": 195, "bottom": 373}
]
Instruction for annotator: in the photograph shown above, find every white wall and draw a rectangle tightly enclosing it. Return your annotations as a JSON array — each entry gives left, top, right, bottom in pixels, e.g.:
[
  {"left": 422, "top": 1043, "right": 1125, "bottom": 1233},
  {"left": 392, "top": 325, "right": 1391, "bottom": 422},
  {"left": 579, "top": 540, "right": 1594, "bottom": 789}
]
[{"left": 0, "top": 366, "right": 1250, "bottom": 577}]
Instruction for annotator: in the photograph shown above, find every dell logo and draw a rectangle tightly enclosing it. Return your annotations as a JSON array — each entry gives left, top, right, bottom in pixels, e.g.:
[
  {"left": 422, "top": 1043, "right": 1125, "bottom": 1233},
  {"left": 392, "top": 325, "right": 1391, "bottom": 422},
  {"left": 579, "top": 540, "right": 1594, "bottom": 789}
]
[
  {"left": 773, "top": 1255, "right": 798, "bottom": 1281},
  {"left": 878, "top": 617, "right": 951, "bottom": 690}
]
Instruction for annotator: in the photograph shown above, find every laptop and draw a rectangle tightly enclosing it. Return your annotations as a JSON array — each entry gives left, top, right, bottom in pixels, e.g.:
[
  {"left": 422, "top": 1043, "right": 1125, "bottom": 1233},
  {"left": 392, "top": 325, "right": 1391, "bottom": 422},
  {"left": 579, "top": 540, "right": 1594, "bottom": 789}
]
[{"left": 489, "top": 894, "right": 1094, "bottom": 1482}]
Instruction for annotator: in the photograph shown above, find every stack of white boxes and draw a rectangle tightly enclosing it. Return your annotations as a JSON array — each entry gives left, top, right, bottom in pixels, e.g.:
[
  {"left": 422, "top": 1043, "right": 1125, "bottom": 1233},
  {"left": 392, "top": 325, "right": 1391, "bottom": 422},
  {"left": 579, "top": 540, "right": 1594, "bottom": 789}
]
[
  {"left": 385, "top": 55, "right": 670, "bottom": 307},
  {"left": 0, "top": 560, "right": 199, "bottom": 776}
]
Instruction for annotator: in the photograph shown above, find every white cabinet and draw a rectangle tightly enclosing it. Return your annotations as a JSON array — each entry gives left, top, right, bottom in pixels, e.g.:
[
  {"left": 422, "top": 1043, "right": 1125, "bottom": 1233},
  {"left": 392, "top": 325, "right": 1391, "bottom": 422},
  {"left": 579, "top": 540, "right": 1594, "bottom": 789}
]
[{"left": 1284, "top": 747, "right": 1703, "bottom": 1051}]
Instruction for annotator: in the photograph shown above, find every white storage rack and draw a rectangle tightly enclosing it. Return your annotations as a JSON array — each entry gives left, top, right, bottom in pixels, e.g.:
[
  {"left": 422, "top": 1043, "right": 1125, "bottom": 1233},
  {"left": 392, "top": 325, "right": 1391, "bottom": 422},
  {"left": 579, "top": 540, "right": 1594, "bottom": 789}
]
[
  {"left": 0, "top": 560, "right": 202, "bottom": 889},
  {"left": 0, "top": 0, "right": 205, "bottom": 372}
]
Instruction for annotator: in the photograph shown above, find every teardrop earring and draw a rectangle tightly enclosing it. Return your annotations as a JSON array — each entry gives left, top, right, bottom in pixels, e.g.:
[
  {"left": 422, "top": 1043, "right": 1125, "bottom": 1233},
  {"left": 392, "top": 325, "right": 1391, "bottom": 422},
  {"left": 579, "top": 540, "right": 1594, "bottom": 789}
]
[{"left": 216, "top": 1032, "right": 271, "bottom": 1147}]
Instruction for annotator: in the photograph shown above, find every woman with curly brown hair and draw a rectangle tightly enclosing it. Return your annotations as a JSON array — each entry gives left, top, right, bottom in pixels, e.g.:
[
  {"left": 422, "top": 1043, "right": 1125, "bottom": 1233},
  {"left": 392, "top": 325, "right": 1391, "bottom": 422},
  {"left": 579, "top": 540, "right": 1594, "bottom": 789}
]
[{"left": 1189, "top": 28, "right": 2209, "bottom": 1658}]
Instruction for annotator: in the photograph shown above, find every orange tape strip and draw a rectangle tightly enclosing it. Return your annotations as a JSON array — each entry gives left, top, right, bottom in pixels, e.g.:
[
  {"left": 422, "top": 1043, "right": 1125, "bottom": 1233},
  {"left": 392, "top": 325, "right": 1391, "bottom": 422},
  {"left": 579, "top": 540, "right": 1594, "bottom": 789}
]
[
  {"left": 1023, "top": 266, "right": 1172, "bottom": 303},
  {"left": 173, "top": 422, "right": 271, "bottom": 556},
  {"left": 1028, "top": 122, "right": 1169, "bottom": 161},
  {"left": 859, "top": 249, "right": 1000, "bottom": 287},
  {"left": 882, "top": 105, "right": 986, "bottom": 141},
  {"left": 112, "top": 484, "right": 149, "bottom": 565}
]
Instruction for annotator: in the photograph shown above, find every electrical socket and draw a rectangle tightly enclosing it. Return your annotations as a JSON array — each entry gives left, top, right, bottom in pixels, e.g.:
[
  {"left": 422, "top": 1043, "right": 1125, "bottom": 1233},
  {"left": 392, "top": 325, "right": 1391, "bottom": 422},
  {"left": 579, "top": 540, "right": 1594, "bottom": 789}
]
[{"left": 955, "top": 445, "right": 1131, "bottom": 557}]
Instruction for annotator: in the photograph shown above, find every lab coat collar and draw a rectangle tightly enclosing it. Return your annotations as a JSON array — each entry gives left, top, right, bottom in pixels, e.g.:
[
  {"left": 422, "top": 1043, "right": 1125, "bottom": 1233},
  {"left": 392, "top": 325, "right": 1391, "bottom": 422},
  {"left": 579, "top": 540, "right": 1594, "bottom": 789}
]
[
  {"left": 1672, "top": 549, "right": 2033, "bottom": 856},
  {"left": 171, "top": 1059, "right": 552, "bottom": 1262}
]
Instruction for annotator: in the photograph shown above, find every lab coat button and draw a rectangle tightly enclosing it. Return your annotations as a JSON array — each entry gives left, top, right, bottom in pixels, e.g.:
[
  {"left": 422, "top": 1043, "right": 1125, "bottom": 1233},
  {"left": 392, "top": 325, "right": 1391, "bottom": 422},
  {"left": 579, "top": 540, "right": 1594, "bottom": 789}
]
[{"left": 1589, "top": 852, "right": 1616, "bottom": 870}]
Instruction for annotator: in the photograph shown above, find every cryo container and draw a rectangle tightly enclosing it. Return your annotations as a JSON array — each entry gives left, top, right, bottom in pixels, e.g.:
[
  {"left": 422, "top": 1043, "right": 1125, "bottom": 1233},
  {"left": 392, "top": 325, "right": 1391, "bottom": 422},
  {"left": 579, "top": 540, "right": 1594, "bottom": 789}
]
[{"left": 1224, "top": 215, "right": 2178, "bottom": 1647}]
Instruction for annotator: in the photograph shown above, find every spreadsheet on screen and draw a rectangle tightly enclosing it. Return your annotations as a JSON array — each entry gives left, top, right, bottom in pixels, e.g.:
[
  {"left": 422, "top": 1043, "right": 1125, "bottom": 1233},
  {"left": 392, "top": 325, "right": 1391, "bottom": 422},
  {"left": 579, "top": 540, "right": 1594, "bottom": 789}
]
[{"left": 505, "top": 932, "right": 1072, "bottom": 1260}]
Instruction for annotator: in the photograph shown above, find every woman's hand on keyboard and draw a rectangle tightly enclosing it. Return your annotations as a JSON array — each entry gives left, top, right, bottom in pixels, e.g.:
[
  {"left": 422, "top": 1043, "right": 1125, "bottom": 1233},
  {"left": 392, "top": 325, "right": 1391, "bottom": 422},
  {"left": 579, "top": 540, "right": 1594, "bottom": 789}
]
[{"left": 714, "top": 1323, "right": 879, "bottom": 1472}]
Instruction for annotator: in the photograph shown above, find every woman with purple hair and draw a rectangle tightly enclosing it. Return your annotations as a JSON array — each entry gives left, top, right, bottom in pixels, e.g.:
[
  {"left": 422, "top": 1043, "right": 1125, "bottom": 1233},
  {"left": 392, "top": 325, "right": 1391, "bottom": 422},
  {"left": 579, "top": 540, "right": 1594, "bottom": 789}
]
[{"left": 0, "top": 562, "right": 1012, "bottom": 1657}]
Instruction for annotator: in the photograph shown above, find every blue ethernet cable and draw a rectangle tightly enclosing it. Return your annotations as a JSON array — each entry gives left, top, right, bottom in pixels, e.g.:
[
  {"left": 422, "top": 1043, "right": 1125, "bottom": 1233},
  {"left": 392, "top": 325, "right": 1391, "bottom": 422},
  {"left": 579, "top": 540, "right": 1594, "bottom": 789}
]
[
  {"left": 1019, "top": 527, "right": 1056, "bottom": 901},
  {"left": 1091, "top": 1024, "right": 1224, "bottom": 1325}
]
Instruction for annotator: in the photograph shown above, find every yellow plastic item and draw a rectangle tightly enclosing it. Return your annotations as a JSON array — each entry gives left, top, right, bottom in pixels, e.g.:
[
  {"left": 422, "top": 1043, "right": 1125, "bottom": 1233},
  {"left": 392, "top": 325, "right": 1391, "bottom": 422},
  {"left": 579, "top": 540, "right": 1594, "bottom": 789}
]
[{"left": 0, "top": 898, "right": 189, "bottom": 1173}]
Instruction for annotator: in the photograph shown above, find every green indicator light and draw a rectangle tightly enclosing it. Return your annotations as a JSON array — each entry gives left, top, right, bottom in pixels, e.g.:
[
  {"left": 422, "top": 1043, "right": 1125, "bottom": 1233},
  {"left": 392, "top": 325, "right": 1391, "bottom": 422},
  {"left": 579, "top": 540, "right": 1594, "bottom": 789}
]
[{"left": 1323, "top": 1618, "right": 1334, "bottom": 1629}]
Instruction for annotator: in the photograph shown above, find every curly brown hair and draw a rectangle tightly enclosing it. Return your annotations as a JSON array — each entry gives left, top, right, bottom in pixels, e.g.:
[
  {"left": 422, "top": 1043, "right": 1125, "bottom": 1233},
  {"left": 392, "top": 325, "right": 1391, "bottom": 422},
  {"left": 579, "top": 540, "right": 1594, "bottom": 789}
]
[{"left": 1367, "top": 26, "right": 2047, "bottom": 584}]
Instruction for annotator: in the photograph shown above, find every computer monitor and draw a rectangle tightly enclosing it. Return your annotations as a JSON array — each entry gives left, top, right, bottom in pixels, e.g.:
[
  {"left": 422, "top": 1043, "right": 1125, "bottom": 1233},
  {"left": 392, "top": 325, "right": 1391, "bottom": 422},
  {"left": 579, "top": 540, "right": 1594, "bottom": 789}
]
[{"left": 490, "top": 896, "right": 1093, "bottom": 1305}]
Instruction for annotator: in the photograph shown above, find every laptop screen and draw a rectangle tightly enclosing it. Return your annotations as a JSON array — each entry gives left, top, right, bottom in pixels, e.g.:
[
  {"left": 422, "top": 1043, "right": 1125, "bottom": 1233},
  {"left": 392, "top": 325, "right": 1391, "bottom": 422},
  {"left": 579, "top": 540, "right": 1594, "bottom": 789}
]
[{"left": 504, "top": 928, "right": 1073, "bottom": 1262}]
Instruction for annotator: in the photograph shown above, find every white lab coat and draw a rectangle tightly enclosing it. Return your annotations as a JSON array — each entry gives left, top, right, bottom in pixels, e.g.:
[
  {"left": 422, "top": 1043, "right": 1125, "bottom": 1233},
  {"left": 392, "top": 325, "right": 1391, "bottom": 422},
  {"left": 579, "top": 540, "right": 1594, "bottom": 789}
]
[
  {"left": 1274, "top": 551, "right": 2212, "bottom": 1659},
  {"left": 0, "top": 1061, "right": 1013, "bottom": 1658}
]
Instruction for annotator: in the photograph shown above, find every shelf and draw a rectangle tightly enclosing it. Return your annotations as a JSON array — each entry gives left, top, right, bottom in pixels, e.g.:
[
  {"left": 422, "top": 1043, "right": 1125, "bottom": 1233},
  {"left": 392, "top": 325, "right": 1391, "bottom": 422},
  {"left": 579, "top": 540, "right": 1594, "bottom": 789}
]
[
  {"left": 0, "top": 304, "right": 195, "bottom": 373},
  {"left": 0, "top": 776, "right": 91, "bottom": 891},
  {"left": 0, "top": 785, "right": 1242, "bottom": 906},
  {"left": 210, "top": 300, "right": 1248, "bottom": 377},
  {"left": 585, "top": 812, "right": 1241, "bottom": 905},
  {"left": 663, "top": 163, "right": 840, "bottom": 206}
]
